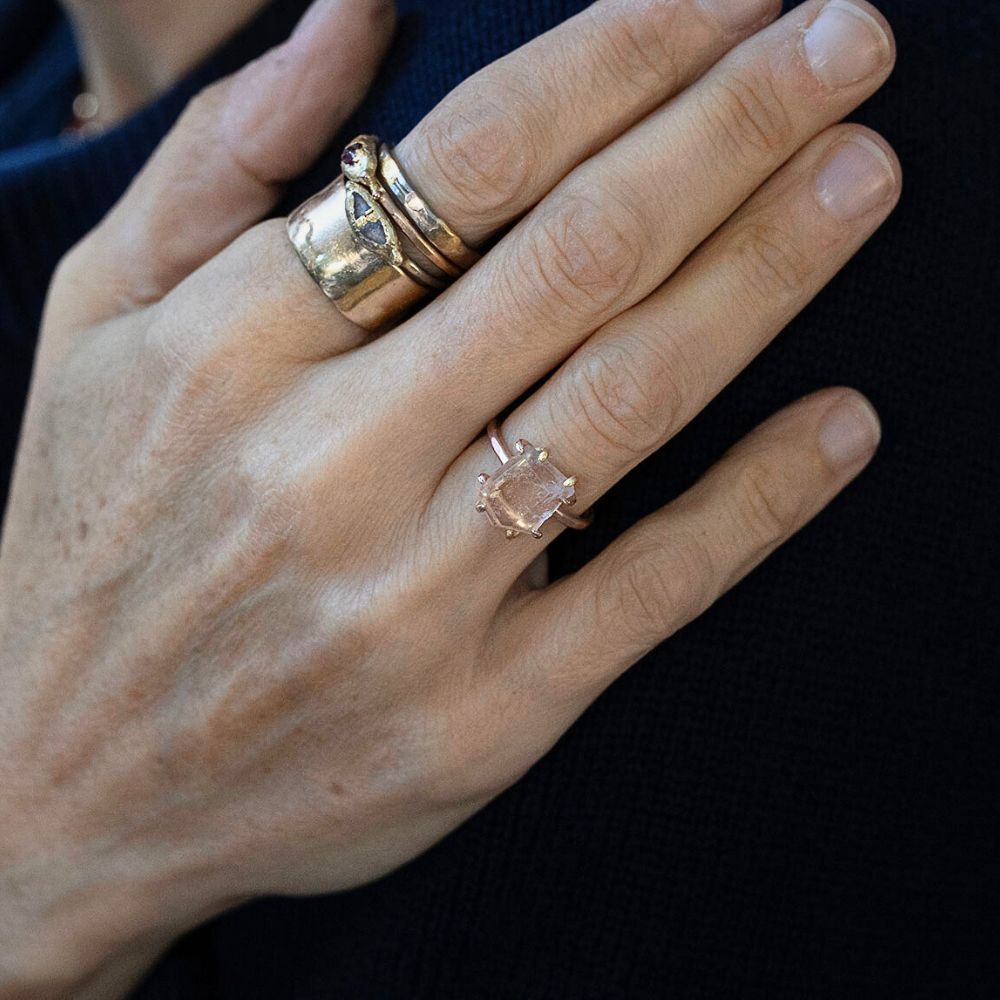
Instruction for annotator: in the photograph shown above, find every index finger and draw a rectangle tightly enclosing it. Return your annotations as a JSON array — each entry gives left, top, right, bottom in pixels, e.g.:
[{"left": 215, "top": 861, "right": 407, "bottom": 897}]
[
  {"left": 197, "top": 0, "right": 781, "bottom": 360},
  {"left": 394, "top": 0, "right": 781, "bottom": 245}
]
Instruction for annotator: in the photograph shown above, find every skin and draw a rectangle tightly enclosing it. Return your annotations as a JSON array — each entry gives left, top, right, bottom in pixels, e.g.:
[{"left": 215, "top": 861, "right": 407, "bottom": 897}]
[
  {"left": 62, "top": 0, "right": 273, "bottom": 125},
  {"left": 0, "top": 0, "right": 900, "bottom": 994}
]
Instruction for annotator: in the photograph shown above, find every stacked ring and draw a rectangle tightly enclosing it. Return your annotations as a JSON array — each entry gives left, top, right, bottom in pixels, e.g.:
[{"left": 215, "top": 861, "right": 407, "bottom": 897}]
[
  {"left": 287, "top": 135, "right": 480, "bottom": 330},
  {"left": 378, "top": 146, "right": 481, "bottom": 272}
]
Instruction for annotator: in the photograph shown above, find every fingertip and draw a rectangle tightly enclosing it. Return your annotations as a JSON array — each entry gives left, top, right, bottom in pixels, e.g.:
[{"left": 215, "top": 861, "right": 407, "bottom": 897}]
[
  {"left": 841, "top": 125, "right": 903, "bottom": 207},
  {"left": 837, "top": 0, "right": 897, "bottom": 69},
  {"left": 813, "top": 129, "right": 900, "bottom": 222},
  {"left": 290, "top": 0, "right": 395, "bottom": 59},
  {"left": 817, "top": 388, "right": 882, "bottom": 471}
]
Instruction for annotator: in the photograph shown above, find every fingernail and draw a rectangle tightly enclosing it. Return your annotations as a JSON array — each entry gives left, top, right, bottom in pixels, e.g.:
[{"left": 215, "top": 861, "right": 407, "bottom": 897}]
[
  {"left": 815, "top": 135, "right": 896, "bottom": 221},
  {"left": 803, "top": 0, "right": 891, "bottom": 89},
  {"left": 819, "top": 394, "right": 881, "bottom": 468},
  {"left": 697, "top": 0, "right": 779, "bottom": 33}
]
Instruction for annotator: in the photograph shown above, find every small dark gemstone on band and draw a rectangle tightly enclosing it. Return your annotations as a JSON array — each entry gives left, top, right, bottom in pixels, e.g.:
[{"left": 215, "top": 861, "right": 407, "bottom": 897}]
[
  {"left": 360, "top": 220, "right": 388, "bottom": 245},
  {"left": 352, "top": 192, "right": 371, "bottom": 218}
]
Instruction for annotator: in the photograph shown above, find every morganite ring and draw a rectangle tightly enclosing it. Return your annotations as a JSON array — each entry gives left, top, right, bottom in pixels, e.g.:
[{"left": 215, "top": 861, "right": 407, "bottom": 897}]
[{"left": 476, "top": 420, "right": 592, "bottom": 539}]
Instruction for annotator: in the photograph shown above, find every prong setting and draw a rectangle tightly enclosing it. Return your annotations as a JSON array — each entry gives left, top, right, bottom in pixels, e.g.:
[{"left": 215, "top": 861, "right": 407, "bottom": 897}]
[{"left": 477, "top": 434, "right": 581, "bottom": 540}]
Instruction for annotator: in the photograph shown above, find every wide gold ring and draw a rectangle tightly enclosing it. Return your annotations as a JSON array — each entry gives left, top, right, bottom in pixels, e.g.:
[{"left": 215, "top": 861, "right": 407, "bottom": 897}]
[{"left": 287, "top": 135, "right": 479, "bottom": 331}]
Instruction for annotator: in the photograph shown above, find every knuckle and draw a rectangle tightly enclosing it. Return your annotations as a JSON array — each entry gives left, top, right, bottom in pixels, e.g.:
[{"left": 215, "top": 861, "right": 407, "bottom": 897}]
[
  {"left": 145, "top": 319, "right": 232, "bottom": 403},
  {"left": 141, "top": 319, "right": 280, "bottom": 456},
  {"left": 702, "top": 67, "right": 794, "bottom": 164},
  {"left": 617, "top": 555, "right": 679, "bottom": 640},
  {"left": 585, "top": 2, "right": 683, "bottom": 102},
  {"left": 184, "top": 79, "right": 229, "bottom": 122},
  {"left": 565, "top": 337, "right": 681, "bottom": 464},
  {"left": 734, "top": 457, "right": 805, "bottom": 550},
  {"left": 244, "top": 478, "right": 305, "bottom": 558},
  {"left": 727, "top": 221, "right": 814, "bottom": 303},
  {"left": 605, "top": 535, "right": 713, "bottom": 646},
  {"left": 46, "top": 238, "right": 98, "bottom": 311},
  {"left": 421, "top": 98, "right": 540, "bottom": 223},
  {"left": 524, "top": 190, "right": 644, "bottom": 316},
  {"left": 217, "top": 453, "right": 306, "bottom": 569}
]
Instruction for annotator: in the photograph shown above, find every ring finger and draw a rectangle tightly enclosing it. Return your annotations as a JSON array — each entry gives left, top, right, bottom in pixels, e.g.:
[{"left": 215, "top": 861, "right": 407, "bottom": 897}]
[
  {"left": 365, "top": 0, "right": 895, "bottom": 455},
  {"left": 439, "top": 123, "right": 901, "bottom": 576}
]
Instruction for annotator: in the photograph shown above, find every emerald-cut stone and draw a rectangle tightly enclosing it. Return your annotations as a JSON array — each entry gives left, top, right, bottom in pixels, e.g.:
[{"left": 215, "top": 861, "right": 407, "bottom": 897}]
[{"left": 479, "top": 444, "right": 576, "bottom": 538}]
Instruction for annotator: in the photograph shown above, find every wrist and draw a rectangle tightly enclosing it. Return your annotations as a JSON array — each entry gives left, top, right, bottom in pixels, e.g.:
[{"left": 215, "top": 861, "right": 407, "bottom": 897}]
[
  {"left": 0, "top": 835, "right": 199, "bottom": 998},
  {"left": 0, "top": 652, "right": 222, "bottom": 996}
]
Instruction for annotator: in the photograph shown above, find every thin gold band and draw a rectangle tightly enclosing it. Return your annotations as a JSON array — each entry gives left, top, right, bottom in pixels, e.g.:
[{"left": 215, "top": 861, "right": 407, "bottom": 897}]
[
  {"left": 288, "top": 134, "right": 478, "bottom": 331},
  {"left": 378, "top": 145, "right": 481, "bottom": 272},
  {"left": 366, "top": 179, "right": 464, "bottom": 280}
]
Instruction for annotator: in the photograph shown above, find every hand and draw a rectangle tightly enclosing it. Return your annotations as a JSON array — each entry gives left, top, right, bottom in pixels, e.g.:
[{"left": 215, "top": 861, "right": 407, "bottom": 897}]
[{"left": 0, "top": 0, "right": 898, "bottom": 994}]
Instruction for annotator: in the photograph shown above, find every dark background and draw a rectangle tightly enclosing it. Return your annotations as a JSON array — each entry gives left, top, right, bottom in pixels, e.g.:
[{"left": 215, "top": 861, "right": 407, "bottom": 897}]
[{"left": 2, "top": 0, "right": 998, "bottom": 996}]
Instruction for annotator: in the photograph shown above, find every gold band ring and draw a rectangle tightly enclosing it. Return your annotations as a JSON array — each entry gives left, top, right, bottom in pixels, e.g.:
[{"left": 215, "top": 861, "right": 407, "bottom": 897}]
[
  {"left": 287, "top": 135, "right": 478, "bottom": 331},
  {"left": 378, "top": 145, "right": 481, "bottom": 272}
]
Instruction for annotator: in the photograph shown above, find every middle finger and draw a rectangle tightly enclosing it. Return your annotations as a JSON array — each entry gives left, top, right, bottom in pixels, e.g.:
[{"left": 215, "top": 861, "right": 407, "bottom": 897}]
[
  {"left": 445, "top": 122, "right": 900, "bottom": 569},
  {"left": 369, "top": 0, "right": 894, "bottom": 458},
  {"left": 192, "top": 0, "right": 777, "bottom": 362}
]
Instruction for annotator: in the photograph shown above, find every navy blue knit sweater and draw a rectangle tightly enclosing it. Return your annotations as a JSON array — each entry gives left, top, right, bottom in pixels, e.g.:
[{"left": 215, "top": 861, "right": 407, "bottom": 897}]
[{"left": 1, "top": 1, "right": 997, "bottom": 996}]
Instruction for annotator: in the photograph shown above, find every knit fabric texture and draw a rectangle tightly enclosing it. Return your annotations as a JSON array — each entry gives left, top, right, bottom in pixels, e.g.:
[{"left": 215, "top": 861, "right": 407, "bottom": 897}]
[{"left": 1, "top": 0, "right": 997, "bottom": 996}]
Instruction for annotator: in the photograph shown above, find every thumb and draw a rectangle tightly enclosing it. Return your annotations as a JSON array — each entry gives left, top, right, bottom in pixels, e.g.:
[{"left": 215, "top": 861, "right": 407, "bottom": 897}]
[{"left": 47, "top": 0, "right": 395, "bottom": 335}]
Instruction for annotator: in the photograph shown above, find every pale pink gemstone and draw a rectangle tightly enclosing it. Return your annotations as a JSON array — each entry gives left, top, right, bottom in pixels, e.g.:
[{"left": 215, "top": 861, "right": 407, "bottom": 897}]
[{"left": 480, "top": 445, "right": 576, "bottom": 537}]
